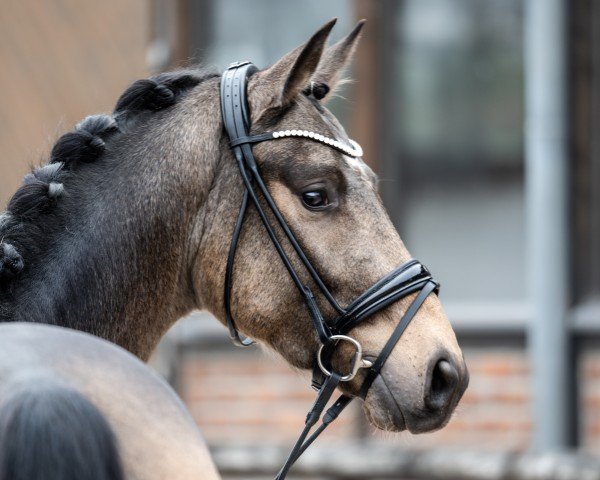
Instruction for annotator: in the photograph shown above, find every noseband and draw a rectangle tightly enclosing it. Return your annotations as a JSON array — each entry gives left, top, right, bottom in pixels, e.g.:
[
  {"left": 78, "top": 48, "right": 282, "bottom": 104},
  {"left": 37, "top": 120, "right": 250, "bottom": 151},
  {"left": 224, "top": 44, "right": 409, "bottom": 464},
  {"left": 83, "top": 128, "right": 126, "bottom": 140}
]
[{"left": 221, "top": 62, "right": 439, "bottom": 479}]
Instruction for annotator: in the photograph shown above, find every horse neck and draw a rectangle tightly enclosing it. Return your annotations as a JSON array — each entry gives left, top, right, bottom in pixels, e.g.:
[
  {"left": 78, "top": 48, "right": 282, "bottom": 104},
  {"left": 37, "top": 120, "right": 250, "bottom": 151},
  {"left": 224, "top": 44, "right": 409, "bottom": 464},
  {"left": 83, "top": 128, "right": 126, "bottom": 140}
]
[{"left": 5, "top": 89, "right": 223, "bottom": 360}]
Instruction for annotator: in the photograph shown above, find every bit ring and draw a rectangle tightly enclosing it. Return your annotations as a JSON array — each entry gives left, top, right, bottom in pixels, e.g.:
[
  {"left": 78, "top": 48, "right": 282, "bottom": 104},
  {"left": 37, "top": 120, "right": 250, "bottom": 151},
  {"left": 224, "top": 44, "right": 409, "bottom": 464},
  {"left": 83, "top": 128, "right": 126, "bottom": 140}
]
[{"left": 317, "top": 335, "right": 373, "bottom": 382}]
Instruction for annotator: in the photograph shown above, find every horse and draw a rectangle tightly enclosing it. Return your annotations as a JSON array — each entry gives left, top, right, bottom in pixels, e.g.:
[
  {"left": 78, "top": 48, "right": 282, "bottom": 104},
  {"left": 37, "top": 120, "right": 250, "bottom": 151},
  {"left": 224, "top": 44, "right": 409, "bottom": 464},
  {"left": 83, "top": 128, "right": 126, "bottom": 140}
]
[
  {"left": 0, "top": 323, "right": 220, "bottom": 480},
  {"left": 0, "top": 19, "right": 468, "bottom": 478}
]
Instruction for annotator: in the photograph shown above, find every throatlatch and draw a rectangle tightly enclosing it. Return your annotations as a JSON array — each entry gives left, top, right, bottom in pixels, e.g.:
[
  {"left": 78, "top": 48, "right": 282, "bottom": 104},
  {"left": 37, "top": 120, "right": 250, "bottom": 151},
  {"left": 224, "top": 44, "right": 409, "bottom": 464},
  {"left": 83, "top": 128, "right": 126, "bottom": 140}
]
[{"left": 220, "top": 61, "right": 439, "bottom": 480}]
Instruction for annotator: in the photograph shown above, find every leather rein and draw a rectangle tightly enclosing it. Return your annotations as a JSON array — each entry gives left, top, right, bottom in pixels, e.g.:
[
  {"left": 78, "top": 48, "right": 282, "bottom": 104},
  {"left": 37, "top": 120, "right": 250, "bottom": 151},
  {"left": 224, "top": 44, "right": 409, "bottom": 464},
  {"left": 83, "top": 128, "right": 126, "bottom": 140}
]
[{"left": 220, "top": 61, "right": 439, "bottom": 479}]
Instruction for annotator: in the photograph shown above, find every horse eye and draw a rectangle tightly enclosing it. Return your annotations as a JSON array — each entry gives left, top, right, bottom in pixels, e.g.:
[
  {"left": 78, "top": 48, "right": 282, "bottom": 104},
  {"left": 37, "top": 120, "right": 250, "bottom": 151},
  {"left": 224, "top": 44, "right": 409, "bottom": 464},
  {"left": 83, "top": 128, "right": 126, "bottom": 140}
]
[{"left": 301, "top": 190, "right": 329, "bottom": 210}]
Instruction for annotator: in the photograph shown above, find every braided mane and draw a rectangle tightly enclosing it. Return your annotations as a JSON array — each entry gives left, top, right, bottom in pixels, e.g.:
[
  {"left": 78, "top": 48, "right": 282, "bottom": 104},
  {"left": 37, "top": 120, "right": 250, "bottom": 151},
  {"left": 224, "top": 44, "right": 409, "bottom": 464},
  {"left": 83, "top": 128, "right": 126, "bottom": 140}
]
[{"left": 0, "top": 68, "right": 218, "bottom": 317}]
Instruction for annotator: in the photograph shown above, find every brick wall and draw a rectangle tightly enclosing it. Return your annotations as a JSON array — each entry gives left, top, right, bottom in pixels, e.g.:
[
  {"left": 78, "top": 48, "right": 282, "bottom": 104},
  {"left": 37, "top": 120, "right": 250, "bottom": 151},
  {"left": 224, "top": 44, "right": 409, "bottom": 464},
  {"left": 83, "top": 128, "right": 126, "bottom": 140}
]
[
  {"left": 175, "top": 339, "right": 537, "bottom": 452},
  {"left": 172, "top": 336, "right": 600, "bottom": 455},
  {"left": 581, "top": 348, "right": 600, "bottom": 454},
  {"left": 178, "top": 345, "right": 362, "bottom": 445}
]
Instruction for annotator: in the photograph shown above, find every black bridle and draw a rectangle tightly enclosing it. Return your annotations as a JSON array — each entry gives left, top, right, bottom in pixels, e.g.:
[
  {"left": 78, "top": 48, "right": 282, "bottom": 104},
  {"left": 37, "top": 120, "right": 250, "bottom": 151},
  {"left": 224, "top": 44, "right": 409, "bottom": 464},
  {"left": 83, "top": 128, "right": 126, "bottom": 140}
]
[{"left": 220, "top": 62, "right": 439, "bottom": 479}]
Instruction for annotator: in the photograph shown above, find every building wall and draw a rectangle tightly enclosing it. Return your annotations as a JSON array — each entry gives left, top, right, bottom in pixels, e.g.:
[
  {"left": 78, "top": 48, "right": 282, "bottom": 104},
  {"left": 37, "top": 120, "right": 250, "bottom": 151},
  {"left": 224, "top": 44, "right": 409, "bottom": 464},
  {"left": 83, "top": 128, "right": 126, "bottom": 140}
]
[
  {"left": 0, "top": 0, "right": 149, "bottom": 207},
  {"left": 176, "top": 341, "right": 528, "bottom": 450},
  {"left": 178, "top": 346, "right": 360, "bottom": 444},
  {"left": 174, "top": 337, "right": 600, "bottom": 455},
  {"left": 582, "top": 348, "right": 600, "bottom": 453}
]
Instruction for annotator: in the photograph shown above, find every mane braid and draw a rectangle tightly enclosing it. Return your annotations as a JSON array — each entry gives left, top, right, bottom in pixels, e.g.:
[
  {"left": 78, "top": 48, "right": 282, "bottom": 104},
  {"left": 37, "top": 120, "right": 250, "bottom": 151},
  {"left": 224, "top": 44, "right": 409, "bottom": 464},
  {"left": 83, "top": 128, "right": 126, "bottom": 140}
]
[
  {"left": 50, "top": 115, "right": 119, "bottom": 167},
  {"left": 114, "top": 70, "right": 212, "bottom": 129},
  {"left": 0, "top": 67, "right": 217, "bottom": 320}
]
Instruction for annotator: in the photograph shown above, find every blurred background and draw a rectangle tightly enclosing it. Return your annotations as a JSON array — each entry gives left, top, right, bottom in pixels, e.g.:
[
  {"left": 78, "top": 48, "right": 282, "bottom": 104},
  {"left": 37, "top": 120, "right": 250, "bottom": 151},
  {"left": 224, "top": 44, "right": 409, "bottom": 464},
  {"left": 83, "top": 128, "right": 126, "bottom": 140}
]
[{"left": 1, "top": 0, "right": 598, "bottom": 478}]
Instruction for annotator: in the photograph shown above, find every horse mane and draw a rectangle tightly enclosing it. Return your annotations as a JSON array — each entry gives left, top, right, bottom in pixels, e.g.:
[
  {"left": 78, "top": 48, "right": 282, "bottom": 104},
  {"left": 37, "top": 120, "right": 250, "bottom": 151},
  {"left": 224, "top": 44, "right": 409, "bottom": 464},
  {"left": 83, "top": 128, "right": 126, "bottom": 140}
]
[{"left": 0, "top": 68, "right": 219, "bottom": 317}]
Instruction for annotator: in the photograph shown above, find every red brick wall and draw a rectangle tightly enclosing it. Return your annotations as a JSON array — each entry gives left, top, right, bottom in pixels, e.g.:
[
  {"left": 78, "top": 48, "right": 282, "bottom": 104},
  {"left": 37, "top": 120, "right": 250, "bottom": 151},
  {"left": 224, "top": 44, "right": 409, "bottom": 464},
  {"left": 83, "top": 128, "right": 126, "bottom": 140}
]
[
  {"left": 175, "top": 343, "right": 600, "bottom": 454},
  {"left": 177, "top": 344, "right": 537, "bottom": 451},
  {"left": 178, "top": 347, "right": 361, "bottom": 444},
  {"left": 581, "top": 349, "right": 600, "bottom": 454}
]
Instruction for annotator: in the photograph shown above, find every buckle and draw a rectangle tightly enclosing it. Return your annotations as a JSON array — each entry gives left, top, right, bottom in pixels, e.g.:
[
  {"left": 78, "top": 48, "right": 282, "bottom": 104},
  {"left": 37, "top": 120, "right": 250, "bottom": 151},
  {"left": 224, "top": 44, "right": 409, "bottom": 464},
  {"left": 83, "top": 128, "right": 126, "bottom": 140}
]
[{"left": 317, "top": 335, "right": 373, "bottom": 382}]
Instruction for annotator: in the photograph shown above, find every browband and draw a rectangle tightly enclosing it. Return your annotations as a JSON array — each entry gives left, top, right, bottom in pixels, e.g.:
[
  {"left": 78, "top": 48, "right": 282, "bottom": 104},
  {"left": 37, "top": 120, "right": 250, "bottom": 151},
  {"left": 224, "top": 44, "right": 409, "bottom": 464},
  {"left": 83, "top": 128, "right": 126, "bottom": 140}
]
[{"left": 230, "top": 130, "right": 364, "bottom": 158}]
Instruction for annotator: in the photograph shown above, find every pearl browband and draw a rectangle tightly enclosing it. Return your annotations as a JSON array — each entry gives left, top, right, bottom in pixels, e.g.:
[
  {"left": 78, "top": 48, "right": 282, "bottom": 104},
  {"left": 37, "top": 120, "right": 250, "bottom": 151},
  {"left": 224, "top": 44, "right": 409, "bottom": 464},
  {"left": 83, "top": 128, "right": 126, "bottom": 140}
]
[
  {"left": 229, "top": 129, "right": 364, "bottom": 158},
  {"left": 272, "top": 130, "right": 364, "bottom": 158}
]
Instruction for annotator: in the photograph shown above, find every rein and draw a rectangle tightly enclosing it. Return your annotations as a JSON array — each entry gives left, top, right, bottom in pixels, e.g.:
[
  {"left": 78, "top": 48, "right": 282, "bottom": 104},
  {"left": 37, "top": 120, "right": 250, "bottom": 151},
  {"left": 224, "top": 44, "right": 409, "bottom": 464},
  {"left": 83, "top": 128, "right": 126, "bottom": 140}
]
[{"left": 220, "top": 61, "right": 439, "bottom": 479}]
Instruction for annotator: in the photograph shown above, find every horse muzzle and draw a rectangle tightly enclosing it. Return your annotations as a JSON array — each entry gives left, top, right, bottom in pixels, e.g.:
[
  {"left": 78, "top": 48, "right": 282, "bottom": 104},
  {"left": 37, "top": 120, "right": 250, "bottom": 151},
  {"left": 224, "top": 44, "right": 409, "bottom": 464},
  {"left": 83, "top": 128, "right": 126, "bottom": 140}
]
[{"left": 363, "top": 351, "right": 469, "bottom": 433}]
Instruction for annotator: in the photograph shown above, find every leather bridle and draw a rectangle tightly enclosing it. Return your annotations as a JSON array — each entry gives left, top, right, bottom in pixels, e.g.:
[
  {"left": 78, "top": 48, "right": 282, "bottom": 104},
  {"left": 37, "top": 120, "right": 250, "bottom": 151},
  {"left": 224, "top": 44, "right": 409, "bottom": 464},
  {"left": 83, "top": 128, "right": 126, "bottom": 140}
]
[{"left": 220, "top": 61, "right": 439, "bottom": 479}]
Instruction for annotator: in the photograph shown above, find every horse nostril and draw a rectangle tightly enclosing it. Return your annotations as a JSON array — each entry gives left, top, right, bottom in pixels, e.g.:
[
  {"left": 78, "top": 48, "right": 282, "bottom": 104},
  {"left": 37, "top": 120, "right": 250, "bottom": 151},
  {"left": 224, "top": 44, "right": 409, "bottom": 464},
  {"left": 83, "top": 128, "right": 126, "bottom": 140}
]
[{"left": 425, "top": 358, "right": 459, "bottom": 411}]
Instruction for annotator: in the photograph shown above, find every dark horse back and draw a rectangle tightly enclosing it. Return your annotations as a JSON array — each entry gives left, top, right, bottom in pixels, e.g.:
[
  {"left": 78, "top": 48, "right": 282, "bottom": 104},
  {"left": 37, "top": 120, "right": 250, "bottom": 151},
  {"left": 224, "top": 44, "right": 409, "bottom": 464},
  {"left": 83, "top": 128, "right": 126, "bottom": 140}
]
[{"left": 0, "top": 382, "right": 124, "bottom": 480}]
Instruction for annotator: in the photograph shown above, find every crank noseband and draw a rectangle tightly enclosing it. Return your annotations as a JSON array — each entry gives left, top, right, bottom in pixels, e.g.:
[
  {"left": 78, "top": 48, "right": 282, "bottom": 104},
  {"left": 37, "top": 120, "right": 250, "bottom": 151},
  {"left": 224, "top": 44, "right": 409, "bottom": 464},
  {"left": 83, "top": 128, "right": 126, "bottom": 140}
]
[{"left": 220, "top": 61, "right": 439, "bottom": 480}]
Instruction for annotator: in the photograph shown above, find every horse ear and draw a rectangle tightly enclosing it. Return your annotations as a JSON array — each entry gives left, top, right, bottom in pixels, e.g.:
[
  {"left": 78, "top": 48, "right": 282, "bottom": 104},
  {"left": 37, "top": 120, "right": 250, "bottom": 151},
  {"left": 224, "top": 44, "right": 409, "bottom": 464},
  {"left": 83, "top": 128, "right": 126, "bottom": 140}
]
[
  {"left": 249, "top": 19, "right": 336, "bottom": 118},
  {"left": 311, "top": 20, "right": 366, "bottom": 102}
]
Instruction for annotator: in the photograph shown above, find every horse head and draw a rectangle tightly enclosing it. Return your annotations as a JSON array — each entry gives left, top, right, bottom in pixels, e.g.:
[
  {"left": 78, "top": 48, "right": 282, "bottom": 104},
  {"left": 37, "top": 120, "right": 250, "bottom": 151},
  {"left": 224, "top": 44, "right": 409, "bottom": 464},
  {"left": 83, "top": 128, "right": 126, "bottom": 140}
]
[{"left": 196, "top": 20, "right": 468, "bottom": 434}]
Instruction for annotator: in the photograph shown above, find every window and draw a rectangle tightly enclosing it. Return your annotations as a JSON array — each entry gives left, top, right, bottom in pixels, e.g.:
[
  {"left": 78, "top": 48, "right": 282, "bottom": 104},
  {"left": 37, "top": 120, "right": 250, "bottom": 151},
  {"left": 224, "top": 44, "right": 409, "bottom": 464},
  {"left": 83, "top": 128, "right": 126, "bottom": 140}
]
[{"left": 386, "top": 0, "right": 526, "bottom": 317}]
